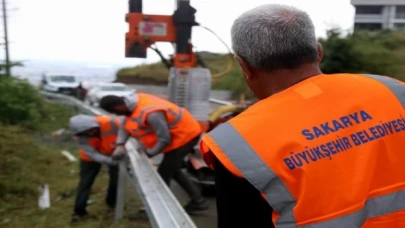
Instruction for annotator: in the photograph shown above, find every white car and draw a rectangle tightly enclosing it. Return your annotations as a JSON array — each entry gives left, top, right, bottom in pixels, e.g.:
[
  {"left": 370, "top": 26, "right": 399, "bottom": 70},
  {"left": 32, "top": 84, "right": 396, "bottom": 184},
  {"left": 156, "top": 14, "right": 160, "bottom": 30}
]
[
  {"left": 41, "top": 73, "right": 80, "bottom": 95},
  {"left": 85, "top": 83, "right": 136, "bottom": 106}
]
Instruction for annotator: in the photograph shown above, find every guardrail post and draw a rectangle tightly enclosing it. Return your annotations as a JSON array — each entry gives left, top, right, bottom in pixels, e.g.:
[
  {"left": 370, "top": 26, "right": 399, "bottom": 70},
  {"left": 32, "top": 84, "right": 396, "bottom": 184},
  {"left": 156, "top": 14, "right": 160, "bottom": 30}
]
[{"left": 115, "top": 160, "right": 127, "bottom": 220}]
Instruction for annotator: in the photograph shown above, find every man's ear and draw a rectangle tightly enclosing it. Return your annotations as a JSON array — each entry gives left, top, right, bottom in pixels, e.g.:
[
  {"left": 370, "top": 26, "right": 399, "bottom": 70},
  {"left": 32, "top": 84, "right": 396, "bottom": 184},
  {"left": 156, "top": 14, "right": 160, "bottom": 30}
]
[
  {"left": 316, "top": 43, "right": 323, "bottom": 64},
  {"left": 116, "top": 104, "right": 128, "bottom": 111},
  {"left": 234, "top": 55, "right": 254, "bottom": 81}
]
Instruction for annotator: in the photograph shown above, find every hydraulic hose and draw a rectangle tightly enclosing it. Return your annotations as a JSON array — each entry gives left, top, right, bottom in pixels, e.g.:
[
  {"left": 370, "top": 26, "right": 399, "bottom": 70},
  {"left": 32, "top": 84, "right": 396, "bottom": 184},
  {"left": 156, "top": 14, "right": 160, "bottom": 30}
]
[
  {"left": 150, "top": 44, "right": 172, "bottom": 69},
  {"left": 197, "top": 25, "right": 234, "bottom": 79},
  {"left": 208, "top": 104, "right": 246, "bottom": 123},
  {"left": 146, "top": 25, "right": 234, "bottom": 79}
]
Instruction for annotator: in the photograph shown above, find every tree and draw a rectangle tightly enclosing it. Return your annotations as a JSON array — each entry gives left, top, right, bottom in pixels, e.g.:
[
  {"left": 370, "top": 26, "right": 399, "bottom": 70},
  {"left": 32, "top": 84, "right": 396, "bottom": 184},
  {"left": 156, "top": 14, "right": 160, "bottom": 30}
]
[
  {"left": 319, "top": 29, "right": 363, "bottom": 73},
  {"left": 0, "top": 76, "right": 43, "bottom": 129}
]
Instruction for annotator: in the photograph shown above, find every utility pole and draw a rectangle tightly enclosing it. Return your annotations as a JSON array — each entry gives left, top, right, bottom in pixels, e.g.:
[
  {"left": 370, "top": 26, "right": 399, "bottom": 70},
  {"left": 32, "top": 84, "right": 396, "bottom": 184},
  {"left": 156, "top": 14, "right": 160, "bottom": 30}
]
[{"left": 2, "top": 0, "right": 10, "bottom": 76}]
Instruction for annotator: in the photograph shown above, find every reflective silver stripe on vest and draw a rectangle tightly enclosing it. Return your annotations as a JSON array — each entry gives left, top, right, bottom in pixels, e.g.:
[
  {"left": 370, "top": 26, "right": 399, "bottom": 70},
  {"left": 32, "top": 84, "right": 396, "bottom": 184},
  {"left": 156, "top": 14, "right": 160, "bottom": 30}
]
[
  {"left": 210, "top": 122, "right": 405, "bottom": 227},
  {"left": 208, "top": 122, "right": 297, "bottom": 227},
  {"left": 363, "top": 74, "right": 405, "bottom": 108},
  {"left": 209, "top": 74, "right": 405, "bottom": 227},
  {"left": 101, "top": 118, "right": 119, "bottom": 137},
  {"left": 302, "top": 190, "right": 405, "bottom": 228},
  {"left": 131, "top": 108, "right": 183, "bottom": 138},
  {"left": 130, "top": 105, "right": 183, "bottom": 136},
  {"left": 130, "top": 105, "right": 165, "bottom": 125},
  {"left": 168, "top": 107, "right": 183, "bottom": 128}
]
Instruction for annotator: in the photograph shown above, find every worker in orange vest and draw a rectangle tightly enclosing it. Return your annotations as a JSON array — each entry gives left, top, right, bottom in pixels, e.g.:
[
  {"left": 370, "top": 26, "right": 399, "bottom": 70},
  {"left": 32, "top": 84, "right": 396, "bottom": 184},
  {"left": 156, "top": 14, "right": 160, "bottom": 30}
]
[
  {"left": 69, "top": 114, "right": 121, "bottom": 223},
  {"left": 99, "top": 93, "right": 209, "bottom": 213},
  {"left": 200, "top": 4, "right": 405, "bottom": 228}
]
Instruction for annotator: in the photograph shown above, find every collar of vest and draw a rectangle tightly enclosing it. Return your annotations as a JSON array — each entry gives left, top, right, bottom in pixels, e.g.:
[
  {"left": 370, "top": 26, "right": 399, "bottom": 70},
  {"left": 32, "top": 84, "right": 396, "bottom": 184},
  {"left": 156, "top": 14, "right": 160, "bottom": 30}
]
[{"left": 123, "top": 93, "right": 139, "bottom": 112}]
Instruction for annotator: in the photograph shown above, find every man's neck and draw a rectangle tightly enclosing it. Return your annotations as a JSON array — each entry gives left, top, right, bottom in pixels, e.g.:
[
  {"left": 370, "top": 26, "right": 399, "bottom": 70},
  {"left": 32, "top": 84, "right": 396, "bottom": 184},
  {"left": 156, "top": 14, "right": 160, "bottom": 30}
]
[{"left": 261, "top": 64, "right": 322, "bottom": 98}]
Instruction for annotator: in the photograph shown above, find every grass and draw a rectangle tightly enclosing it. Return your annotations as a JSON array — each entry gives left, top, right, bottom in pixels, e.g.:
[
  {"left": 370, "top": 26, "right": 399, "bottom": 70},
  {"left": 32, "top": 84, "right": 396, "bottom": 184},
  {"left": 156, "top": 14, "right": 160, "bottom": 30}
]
[{"left": 0, "top": 102, "right": 150, "bottom": 228}]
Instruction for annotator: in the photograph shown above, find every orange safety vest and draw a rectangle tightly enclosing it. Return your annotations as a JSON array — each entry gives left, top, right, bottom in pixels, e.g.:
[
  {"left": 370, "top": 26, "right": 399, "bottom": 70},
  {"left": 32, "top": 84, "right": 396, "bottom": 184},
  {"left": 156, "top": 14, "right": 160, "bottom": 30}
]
[
  {"left": 125, "top": 93, "right": 202, "bottom": 153},
  {"left": 79, "top": 116, "right": 120, "bottom": 162},
  {"left": 200, "top": 73, "right": 405, "bottom": 228}
]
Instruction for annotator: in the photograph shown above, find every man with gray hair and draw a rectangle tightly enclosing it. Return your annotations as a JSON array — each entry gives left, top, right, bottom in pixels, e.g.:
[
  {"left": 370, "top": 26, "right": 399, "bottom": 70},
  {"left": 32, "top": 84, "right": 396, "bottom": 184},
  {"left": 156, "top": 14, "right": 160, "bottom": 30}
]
[{"left": 200, "top": 4, "right": 405, "bottom": 228}]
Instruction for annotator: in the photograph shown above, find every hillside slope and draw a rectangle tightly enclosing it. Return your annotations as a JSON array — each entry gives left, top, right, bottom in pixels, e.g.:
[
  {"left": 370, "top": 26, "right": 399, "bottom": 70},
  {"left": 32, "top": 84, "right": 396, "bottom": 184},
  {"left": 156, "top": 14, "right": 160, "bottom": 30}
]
[
  {"left": 116, "top": 52, "right": 249, "bottom": 97},
  {"left": 0, "top": 77, "right": 148, "bottom": 228},
  {"left": 0, "top": 103, "right": 148, "bottom": 228},
  {"left": 116, "top": 30, "right": 405, "bottom": 98}
]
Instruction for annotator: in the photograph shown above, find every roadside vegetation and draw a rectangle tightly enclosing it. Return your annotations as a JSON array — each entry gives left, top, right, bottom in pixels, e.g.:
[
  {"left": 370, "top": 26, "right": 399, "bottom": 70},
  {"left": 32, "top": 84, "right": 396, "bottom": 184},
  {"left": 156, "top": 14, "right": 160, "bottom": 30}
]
[
  {"left": 0, "top": 77, "right": 149, "bottom": 228},
  {"left": 116, "top": 29, "right": 405, "bottom": 98}
]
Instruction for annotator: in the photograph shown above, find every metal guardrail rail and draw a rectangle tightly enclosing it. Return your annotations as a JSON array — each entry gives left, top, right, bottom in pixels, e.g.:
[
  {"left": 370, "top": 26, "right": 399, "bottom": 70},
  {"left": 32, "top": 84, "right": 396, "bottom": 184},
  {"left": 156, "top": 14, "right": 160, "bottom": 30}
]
[
  {"left": 208, "top": 98, "right": 234, "bottom": 113},
  {"left": 40, "top": 91, "right": 233, "bottom": 228},
  {"left": 208, "top": 98, "right": 233, "bottom": 106},
  {"left": 40, "top": 91, "right": 197, "bottom": 228}
]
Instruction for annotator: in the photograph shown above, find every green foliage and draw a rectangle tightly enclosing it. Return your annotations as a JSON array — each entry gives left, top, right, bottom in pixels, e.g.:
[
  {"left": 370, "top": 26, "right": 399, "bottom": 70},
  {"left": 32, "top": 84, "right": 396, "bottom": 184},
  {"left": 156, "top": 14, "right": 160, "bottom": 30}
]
[
  {"left": 0, "top": 90, "right": 148, "bottom": 227},
  {"left": 118, "top": 62, "right": 170, "bottom": 82},
  {"left": 0, "top": 101, "right": 74, "bottom": 201},
  {"left": 319, "top": 29, "right": 405, "bottom": 80},
  {"left": 0, "top": 77, "right": 44, "bottom": 129},
  {"left": 0, "top": 76, "right": 75, "bottom": 199},
  {"left": 0, "top": 124, "right": 41, "bottom": 198},
  {"left": 319, "top": 29, "right": 363, "bottom": 73},
  {"left": 38, "top": 102, "right": 74, "bottom": 133},
  {"left": 0, "top": 61, "right": 24, "bottom": 69},
  {"left": 117, "top": 30, "right": 405, "bottom": 97},
  {"left": 0, "top": 62, "right": 24, "bottom": 77},
  {"left": 0, "top": 120, "right": 148, "bottom": 228}
]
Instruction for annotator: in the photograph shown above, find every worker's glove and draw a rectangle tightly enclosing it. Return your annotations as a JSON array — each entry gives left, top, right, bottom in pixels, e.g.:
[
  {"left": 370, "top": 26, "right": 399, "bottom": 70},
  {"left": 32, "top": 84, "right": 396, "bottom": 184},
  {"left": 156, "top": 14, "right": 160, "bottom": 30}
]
[{"left": 112, "top": 145, "right": 127, "bottom": 161}]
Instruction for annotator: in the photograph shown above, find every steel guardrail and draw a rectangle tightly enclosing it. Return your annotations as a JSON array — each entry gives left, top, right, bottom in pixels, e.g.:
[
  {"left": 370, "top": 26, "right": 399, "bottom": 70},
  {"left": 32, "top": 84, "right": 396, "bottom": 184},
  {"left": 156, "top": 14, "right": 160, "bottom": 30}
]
[{"left": 40, "top": 91, "right": 197, "bottom": 228}]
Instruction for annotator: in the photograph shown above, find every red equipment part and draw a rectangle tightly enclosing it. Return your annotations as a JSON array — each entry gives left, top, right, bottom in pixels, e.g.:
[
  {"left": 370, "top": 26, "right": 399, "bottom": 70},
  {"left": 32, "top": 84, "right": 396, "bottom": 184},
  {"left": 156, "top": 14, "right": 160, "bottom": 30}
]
[{"left": 125, "top": 0, "right": 198, "bottom": 68}]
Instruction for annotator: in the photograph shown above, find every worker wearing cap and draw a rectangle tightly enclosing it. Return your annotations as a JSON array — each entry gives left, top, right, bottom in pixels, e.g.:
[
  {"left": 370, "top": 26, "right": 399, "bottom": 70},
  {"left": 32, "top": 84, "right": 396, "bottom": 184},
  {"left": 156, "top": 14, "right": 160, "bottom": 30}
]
[
  {"left": 69, "top": 114, "right": 121, "bottom": 223},
  {"left": 99, "top": 93, "right": 209, "bottom": 213},
  {"left": 200, "top": 4, "right": 405, "bottom": 228}
]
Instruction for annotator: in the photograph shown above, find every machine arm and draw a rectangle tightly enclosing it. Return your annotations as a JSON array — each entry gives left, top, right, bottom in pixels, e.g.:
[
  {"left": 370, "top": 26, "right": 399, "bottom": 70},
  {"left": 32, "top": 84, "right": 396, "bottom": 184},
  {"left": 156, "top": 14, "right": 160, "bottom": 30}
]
[{"left": 125, "top": 0, "right": 199, "bottom": 68}]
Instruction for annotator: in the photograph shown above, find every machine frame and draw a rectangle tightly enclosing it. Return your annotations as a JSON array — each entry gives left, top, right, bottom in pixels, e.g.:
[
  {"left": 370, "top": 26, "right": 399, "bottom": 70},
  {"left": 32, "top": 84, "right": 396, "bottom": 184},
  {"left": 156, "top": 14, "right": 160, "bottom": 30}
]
[{"left": 125, "top": 0, "right": 249, "bottom": 194}]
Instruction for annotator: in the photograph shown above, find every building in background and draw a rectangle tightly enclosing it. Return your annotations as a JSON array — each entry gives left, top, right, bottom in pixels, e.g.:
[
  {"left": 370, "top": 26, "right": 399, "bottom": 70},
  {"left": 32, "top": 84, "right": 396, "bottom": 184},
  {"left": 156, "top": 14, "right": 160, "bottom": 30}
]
[{"left": 351, "top": 0, "right": 405, "bottom": 31}]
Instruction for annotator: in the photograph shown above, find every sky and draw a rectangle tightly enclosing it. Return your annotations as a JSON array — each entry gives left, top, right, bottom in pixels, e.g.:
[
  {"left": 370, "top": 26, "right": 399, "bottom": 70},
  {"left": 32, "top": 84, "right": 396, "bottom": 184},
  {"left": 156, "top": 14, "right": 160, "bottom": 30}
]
[{"left": 7, "top": 0, "right": 355, "bottom": 66}]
